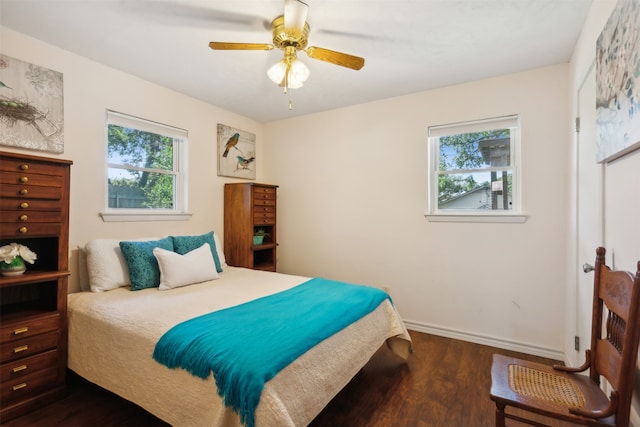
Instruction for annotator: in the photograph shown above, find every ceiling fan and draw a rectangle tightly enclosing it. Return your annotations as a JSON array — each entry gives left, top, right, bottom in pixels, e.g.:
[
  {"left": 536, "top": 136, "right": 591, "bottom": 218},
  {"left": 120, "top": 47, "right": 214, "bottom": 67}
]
[{"left": 208, "top": 0, "right": 365, "bottom": 94}]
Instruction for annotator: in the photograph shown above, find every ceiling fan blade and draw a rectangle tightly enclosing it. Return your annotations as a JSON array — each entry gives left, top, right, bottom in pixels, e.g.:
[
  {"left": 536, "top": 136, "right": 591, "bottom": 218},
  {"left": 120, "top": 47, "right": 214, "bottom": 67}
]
[
  {"left": 305, "top": 47, "right": 365, "bottom": 70},
  {"left": 316, "top": 29, "right": 394, "bottom": 42},
  {"left": 284, "top": 0, "right": 308, "bottom": 38},
  {"left": 209, "top": 42, "right": 274, "bottom": 51},
  {"left": 126, "top": 1, "right": 271, "bottom": 31}
]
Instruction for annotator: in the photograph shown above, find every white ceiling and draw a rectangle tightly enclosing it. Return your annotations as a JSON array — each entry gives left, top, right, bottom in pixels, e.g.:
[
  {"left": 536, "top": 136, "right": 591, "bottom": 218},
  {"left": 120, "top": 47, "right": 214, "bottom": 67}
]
[{"left": 1, "top": 0, "right": 592, "bottom": 122}]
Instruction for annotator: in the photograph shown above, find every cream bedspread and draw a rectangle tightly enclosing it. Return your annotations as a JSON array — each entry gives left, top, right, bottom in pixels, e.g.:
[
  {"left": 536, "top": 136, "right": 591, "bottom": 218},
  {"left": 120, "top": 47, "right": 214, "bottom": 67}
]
[{"left": 67, "top": 267, "right": 411, "bottom": 427}]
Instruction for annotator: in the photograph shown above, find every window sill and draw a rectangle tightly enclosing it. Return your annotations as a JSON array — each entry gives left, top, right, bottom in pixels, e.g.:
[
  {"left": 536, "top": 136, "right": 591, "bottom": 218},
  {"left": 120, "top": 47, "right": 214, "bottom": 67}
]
[
  {"left": 425, "top": 213, "right": 528, "bottom": 223},
  {"left": 100, "top": 212, "right": 192, "bottom": 222}
]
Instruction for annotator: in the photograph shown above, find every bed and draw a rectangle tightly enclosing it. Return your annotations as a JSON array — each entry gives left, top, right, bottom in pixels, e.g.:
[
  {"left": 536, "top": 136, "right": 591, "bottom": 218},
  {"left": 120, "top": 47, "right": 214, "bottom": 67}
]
[{"left": 68, "top": 232, "right": 412, "bottom": 427}]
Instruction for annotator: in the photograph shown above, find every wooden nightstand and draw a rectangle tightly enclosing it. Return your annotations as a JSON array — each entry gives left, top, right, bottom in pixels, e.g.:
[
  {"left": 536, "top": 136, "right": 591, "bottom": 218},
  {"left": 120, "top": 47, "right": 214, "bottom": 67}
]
[
  {"left": 0, "top": 152, "right": 72, "bottom": 422},
  {"left": 224, "top": 183, "right": 278, "bottom": 271}
]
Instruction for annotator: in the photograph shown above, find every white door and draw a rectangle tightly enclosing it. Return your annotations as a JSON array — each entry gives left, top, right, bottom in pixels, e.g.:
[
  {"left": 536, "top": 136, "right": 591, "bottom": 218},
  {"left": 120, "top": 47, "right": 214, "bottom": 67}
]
[{"left": 575, "top": 63, "right": 604, "bottom": 360}]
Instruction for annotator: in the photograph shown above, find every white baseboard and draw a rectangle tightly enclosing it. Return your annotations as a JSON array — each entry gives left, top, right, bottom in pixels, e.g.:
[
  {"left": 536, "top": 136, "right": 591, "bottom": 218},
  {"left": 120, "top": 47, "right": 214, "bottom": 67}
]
[{"left": 404, "top": 319, "right": 565, "bottom": 361}]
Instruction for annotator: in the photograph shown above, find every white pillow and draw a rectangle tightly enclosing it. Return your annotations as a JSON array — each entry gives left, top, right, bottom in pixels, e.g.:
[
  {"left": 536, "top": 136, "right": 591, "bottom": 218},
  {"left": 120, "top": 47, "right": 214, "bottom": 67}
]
[
  {"left": 154, "top": 243, "right": 220, "bottom": 291},
  {"left": 85, "top": 239, "right": 133, "bottom": 292},
  {"left": 213, "top": 233, "right": 227, "bottom": 267},
  {"left": 85, "top": 237, "right": 160, "bottom": 292}
]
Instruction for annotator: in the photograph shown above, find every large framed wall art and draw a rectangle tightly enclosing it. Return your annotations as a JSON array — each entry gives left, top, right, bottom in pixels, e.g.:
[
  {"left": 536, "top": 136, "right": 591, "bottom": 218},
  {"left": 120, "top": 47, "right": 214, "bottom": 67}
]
[
  {"left": 595, "top": 0, "right": 640, "bottom": 163},
  {"left": 0, "top": 55, "right": 64, "bottom": 153}
]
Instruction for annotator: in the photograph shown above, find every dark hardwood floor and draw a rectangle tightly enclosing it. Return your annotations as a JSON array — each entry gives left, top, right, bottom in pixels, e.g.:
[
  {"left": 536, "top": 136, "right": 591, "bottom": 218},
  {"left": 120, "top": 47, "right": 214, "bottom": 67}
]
[{"left": 1, "top": 331, "right": 563, "bottom": 427}]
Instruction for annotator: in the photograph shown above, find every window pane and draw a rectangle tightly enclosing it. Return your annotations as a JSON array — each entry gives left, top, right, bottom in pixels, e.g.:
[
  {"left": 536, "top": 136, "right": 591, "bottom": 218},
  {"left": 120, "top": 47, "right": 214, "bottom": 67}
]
[
  {"left": 107, "top": 124, "right": 174, "bottom": 171},
  {"left": 438, "top": 171, "right": 512, "bottom": 210},
  {"left": 105, "top": 111, "right": 187, "bottom": 215},
  {"left": 108, "top": 167, "right": 175, "bottom": 209},
  {"left": 439, "top": 131, "right": 511, "bottom": 171}
]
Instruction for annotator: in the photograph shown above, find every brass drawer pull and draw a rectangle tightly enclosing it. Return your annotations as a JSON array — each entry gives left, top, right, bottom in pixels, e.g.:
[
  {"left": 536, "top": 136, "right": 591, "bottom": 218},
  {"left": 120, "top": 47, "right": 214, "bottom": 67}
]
[
  {"left": 20, "top": 176, "right": 28, "bottom": 183},
  {"left": 20, "top": 164, "right": 29, "bottom": 171},
  {"left": 20, "top": 214, "right": 28, "bottom": 221},
  {"left": 12, "top": 383, "right": 27, "bottom": 391},
  {"left": 12, "top": 365, "right": 27, "bottom": 373},
  {"left": 19, "top": 189, "right": 28, "bottom": 195},
  {"left": 13, "top": 327, "right": 29, "bottom": 335},
  {"left": 19, "top": 226, "right": 28, "bottom": 233},
  {"left": 13, "top": 345, "right": 28, "bottom": 354},
  {"left": 20, "top": 202, "right": 29, "bottom": 209}
]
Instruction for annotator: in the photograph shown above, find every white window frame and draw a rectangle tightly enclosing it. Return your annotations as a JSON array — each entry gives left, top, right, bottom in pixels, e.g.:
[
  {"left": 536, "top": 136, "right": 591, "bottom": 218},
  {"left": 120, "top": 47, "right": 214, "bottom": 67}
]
[
  {"left": 100, "top": 110, "right": 191, "bottom": 222},
  {"left": 426, "top": 115, "right": 527, "bottom": 223}
]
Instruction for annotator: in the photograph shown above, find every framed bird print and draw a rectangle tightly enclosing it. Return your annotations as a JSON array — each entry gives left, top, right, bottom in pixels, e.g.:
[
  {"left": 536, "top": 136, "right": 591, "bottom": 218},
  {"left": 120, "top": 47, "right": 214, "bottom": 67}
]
[{"left": 217, "top": 123, "right": 256, "bottom": 179}]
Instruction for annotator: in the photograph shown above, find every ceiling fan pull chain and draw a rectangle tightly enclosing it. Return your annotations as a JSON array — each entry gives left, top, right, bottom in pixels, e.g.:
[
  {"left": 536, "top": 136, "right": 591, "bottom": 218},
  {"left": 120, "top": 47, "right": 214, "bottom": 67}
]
[{"left": 283, "top": 60, "right": 292, "bottom": 94}]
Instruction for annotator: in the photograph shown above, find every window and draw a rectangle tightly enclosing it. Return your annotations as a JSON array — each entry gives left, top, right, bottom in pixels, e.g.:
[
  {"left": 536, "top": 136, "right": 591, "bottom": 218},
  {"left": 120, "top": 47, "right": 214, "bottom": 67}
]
[
  {"left": 427, "top": 115, "right": 525, "bottom": 222},
  {"left": 101, "top": 111, "right": 189, "bottom": 222}
]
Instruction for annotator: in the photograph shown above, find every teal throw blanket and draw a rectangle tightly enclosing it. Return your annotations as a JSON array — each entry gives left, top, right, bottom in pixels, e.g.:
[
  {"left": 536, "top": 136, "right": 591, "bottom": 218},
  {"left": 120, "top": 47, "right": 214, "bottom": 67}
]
[{"left": 153, "top": 278, "right": 389, "bottom": 427}]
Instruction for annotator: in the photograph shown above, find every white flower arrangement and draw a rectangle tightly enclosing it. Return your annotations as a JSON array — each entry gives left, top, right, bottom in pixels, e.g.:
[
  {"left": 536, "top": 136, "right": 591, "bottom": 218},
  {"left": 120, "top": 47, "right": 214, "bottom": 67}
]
[{"left": 0, "top": 243, "right": 37, "bottom": 265}]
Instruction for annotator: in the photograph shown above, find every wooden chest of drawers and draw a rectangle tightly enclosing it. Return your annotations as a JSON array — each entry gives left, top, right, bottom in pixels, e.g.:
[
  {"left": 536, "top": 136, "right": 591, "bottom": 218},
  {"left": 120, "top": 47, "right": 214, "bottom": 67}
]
[
  {"left": 224, "top": 183, "right": 278, "bottom": 271},
  {"left": 0, "top": 154, "right": 66, "bottom": 239},
  {"left": 0, "top": 151, "right": 72, "bottom": 422}
]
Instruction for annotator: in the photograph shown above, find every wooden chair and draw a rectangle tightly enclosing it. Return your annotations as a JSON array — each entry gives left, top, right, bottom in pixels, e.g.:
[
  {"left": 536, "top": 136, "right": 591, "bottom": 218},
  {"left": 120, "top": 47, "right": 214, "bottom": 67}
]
[{"left": 490, "top": 247, "right": 640, "bottom": 427}]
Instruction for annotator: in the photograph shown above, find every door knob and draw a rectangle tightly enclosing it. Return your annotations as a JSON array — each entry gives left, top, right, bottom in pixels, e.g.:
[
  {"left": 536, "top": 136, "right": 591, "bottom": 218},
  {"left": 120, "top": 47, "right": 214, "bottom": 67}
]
[{"left": 583, "top": 263, "right": 594, "bottom": 273}]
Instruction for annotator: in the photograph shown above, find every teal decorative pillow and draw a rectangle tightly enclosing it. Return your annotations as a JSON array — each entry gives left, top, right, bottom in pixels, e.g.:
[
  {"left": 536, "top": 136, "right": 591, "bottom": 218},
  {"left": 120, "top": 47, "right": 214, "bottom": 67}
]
[
  {"left": 120, "top": 237, "right": 174, "bottom": 290},
  {"left": 171, "top": 231, "right": 222, "bottom": 272}
]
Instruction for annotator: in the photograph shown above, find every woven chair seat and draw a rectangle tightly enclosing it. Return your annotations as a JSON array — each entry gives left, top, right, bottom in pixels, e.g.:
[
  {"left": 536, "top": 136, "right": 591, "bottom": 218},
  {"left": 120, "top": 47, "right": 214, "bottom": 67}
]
[
  {"left": 508, "top": 364, "right": 586, "bottom": 408},
  {"left": 491, "top": 248, "right": 640, "bottom": 427}
]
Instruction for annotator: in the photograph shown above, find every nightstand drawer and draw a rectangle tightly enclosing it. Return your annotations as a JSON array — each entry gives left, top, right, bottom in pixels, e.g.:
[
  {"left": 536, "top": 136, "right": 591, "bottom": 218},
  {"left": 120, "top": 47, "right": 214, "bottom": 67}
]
[
  {"left": 1, "top": 313, "right": 59, "bottom": 344},
  {"left": 0, "top": 210, "right": 63, "bottom": 224},
  {"left": 0, "top": 183, "right": 62, "bottom": 200},
  {"left": 0, "top": 331, "right": 59, "bottom": 363},
  {"left": 253, "top": 215, "right": 276, "bottom": 225},
  {"left": 0, "top": 171, "right": 63, "bottom": 189},
  {"left": 0, "top": 157, "right": 65, "bottom": 178},
  {"left": 1, "top": 350, "right": 57, "bottom": 383},
  {"left": 253, "top": 186, "right": 276, "bottom": 197},
  {"left": 253, "top": 198, "right": 276, "bottom": 207},
  {"left": 0, "top": 222, "right": 62, "bottom": 237},
  {"left": 253, "top": 205, "right": 275, "bottom": 214},
  {"left": 0, "top": 198, "right": 63, "bottom": 212},
  {"left": 0, "top": 367, "right": 58, "bottom": 403}
]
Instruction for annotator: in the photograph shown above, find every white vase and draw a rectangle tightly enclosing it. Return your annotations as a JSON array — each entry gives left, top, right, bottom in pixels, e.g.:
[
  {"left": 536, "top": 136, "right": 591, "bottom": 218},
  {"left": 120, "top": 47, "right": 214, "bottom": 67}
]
[{"left": 1, "top": 256, "right": 26, "bottom": 276}]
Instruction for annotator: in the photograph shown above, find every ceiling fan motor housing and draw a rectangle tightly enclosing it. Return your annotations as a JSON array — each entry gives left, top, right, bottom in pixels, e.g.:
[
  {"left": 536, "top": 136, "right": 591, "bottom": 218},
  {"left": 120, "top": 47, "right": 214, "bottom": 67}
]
[{"left": 271, "top": 16, "right": 310, "bottom": 50}]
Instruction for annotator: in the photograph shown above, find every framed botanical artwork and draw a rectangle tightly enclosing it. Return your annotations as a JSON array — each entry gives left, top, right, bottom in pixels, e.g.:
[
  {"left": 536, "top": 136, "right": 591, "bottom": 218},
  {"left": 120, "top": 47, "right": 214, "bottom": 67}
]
[
  {"left": 0, "top": 55, "right": 64, "bottom": 153},
  {"left": 217, "top": 124, "right": 256, "bottom": 179},
  {"left": 595, "top": 0, "right": 640, "bottom": 163}
]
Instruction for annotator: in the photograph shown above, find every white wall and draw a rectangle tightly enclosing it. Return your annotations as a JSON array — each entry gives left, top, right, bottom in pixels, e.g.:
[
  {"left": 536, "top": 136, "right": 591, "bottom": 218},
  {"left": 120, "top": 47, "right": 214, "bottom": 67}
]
[
  {"left": 264, "top": 64, "right": 571, "bottom": 359},
  {"left": 1, "top": 28, "right": 264, "bottom": 293}
]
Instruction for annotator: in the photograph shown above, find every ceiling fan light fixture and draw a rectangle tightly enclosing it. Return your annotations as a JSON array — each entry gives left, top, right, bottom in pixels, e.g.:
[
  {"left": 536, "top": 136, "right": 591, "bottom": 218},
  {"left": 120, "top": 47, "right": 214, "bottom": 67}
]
[
  {"left": 210, "top": 0, "right": 363, "bottom": 103},
  {"left": 289, "top": 59, "right": 310, "bottom": 85},
  {"left": 267, "top": 57, "right": 309, "bottom": 89}
]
